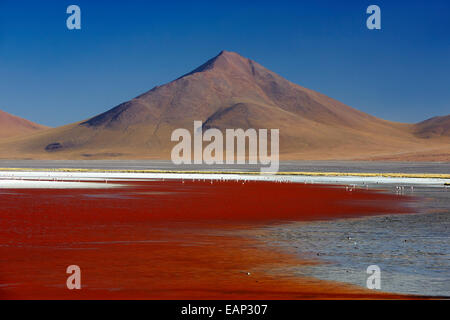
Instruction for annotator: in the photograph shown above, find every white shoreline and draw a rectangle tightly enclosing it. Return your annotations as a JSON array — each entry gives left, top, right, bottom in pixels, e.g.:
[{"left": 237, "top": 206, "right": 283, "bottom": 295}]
[{"left": 0, "top": 171, "right": 449, "bottom": 189}]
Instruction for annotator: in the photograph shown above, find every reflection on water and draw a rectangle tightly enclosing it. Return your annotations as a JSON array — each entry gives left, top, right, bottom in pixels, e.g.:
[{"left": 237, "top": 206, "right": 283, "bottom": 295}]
[{"left": 262, "top": 186, "right": 450, "bottom": 297}]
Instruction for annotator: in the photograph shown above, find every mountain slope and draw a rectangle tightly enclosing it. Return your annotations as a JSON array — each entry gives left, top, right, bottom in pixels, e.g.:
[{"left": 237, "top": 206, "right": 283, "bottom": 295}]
[
  {"left": 414, "top": 115, "right": 450, "bottom": 138},
  {"left": 0, "top": 51, "right": 448, "bottom": 160},
  {"left": 0, "top": 110, "right": 48, "bottom": 139}
]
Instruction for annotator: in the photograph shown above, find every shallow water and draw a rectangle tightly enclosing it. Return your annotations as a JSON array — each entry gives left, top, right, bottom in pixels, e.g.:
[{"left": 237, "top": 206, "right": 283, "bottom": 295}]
[{"left": 262, "top": 186, "right": 450, "bottom": 297}]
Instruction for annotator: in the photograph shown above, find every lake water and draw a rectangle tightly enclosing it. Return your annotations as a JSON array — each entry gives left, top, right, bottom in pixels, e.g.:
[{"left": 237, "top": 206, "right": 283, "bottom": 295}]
[{"left": 261, "top": 185, "right": 450, "bottom": 297}]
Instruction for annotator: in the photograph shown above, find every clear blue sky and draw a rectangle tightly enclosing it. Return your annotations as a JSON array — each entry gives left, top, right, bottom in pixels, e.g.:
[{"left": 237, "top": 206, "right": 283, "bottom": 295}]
[{"left": 0, "top": 0, "right": 448, "bottom": 127}]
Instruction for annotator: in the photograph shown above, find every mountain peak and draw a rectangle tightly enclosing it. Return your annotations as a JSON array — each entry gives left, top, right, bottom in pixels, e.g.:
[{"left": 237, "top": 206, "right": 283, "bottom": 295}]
[
  {"left": 180, "top": 50, "right": 254, "bottom": 79},
  {"left": 217, "top": 49, "right": 242, "bottom": 58},
  {"left": 213, "top": 49, "right": 251, "bottom": 65}
]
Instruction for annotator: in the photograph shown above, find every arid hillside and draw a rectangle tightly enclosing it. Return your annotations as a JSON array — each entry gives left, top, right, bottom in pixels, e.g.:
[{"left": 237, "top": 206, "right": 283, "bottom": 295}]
[
  {"left": 0, "top": 110, "right": 48, "bottom": 140},
  {"left": 0, "top": 51, "right": 448, "bottom": 161}
]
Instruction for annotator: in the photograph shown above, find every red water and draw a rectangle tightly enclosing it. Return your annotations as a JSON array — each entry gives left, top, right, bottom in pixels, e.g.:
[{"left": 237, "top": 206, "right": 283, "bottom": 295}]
[{"left": 0, "top": 180, "right": 414, "bottom": 299}]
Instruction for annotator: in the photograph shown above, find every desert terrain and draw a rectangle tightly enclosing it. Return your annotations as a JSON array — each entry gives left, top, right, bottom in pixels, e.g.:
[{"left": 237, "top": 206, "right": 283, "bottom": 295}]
[{"left": 0, "top": 51, "right": 448, "bottom": 161}]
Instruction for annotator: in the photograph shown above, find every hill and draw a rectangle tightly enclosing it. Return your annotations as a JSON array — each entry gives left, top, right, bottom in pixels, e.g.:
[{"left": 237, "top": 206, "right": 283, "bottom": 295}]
[
  {"left": 0, "top": 51, "right": 448, "bottom": 161},
  {"left": 0, "top": 110, "right": 48, "bottom": 140}
]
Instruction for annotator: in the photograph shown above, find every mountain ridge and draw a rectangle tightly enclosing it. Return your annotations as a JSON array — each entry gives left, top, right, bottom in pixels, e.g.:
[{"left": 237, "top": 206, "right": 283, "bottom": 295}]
[{"left": 0, "top": 50, "right": 448, "bottom": 161}]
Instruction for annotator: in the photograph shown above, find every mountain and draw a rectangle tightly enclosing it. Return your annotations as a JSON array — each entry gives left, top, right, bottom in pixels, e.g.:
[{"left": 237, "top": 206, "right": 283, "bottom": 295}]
[
  {"left": 0, "top": 50, "right": 448, "bottom": 160},
  {"left": 414, "top": 115, "right": 450, "bottom": 138},
  {"left": 0, "top": 110, "right": 48, "bottom": 139}
]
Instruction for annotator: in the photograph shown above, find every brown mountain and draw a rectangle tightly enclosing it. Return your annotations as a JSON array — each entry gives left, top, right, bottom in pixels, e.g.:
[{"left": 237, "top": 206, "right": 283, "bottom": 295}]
[
  {"left": 0, "top": 50, "right": 448, "bottom": 160},
  {"left": 414, "top": 115, "right": 450, "bottom": 138},
  {"left": 0, "top": 110, "right": 48, "bottom": 139}
]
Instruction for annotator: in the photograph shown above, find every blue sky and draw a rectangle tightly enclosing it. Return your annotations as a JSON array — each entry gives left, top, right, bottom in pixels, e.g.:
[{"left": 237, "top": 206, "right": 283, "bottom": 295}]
[{"left": 0, "top": 0, "right": 449, "bottom": 126}]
